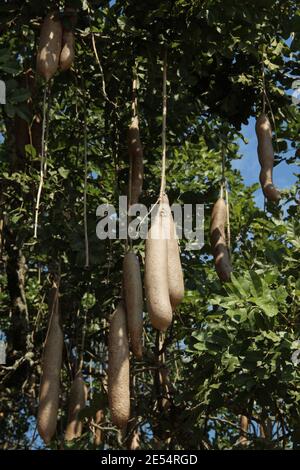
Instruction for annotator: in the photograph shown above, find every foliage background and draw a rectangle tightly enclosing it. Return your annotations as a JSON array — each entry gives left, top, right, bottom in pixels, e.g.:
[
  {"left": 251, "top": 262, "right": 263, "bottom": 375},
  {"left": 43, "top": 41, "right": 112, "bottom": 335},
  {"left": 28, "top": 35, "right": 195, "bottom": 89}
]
[{"left": 0, "top": 0, "right": 299, "bottom": 450}]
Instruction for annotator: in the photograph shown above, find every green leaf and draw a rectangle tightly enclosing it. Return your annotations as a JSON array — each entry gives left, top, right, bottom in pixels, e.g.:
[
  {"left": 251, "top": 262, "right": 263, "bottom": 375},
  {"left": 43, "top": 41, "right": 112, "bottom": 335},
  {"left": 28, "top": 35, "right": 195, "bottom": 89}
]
[
  {"left": 25, "top": 144, "right": 36, "bottom": 158},
  {"left": 58, "top": 167, "right": 70, "bottom": 179},
  {"left": 251, "top": 298, "right": 278, "bottom": 317},
  {"left": 82, "top": 292, "right": 96, "bottom": 310},
  {"left": 249, "top": 271, "right": 263, "bottom": 297}
]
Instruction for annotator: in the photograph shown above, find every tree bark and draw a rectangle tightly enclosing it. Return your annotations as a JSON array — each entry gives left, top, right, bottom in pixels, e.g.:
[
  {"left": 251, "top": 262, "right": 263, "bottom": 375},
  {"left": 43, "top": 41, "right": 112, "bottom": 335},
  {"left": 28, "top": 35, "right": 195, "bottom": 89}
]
[{"left": 4, "top": 223, "right": 30, "bottom": 352}]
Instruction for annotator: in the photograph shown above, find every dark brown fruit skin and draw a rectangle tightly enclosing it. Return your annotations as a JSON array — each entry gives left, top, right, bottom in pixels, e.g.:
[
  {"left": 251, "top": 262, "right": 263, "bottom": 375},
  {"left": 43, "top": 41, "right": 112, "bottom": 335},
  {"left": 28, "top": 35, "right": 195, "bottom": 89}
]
[
  {"left": 65, "top": 371, "right": 87, "bottom": 441},
  {"left": 210, "top": 198, "right": 232, "bottom": 282},
  {"left": 123, "top": 252, "right": 143, "bottom": 359},
  {"left": 128, "top": 115, "right": 144, "bottom": 205},
  {"left": 145, "top": 202, "right": 173, "bottom": 331},
  {"left": 37, "top": 284, "right": 63, "bottom": 444},
  {"left": 36, "top": 11, "right": 63, "bottom": 81},
  {"left": 108, "top": 302, "right": 130, "bottom": 429},
  {"left": 255, "top": 114, "right": 281, "bottom": 202}
]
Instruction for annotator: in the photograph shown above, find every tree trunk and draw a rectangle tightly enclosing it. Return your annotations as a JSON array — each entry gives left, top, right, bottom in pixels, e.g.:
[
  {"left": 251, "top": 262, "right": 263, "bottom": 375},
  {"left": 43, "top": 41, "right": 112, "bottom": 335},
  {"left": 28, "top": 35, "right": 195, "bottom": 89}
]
[{"left": 4, "top": 223, "right": 30, "bottom": 352}]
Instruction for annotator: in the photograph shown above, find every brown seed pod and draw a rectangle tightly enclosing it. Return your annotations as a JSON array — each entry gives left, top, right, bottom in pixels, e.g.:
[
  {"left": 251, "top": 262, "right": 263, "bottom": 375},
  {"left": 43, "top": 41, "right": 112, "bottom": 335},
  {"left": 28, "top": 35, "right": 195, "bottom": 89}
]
[
  {"left": 108, "top": 302, "right": 130, "bottom": 429},
  {"left": 59, "top": 31, "right": 75, "bottom": 71},
  {"left": 94, "top": 409, "right": 104, "bottom": 446},
  {"left": 210, "top": 198, "right": 232, "bottom": 282},
  {"left": 255, "top": 113, "right": 281, "bottom": 202},
  {"left": 145, "top": 202, "right": 173, "bottom": 331},
  {"left": 128, "top": 115, "right": 144, "bottom": 205},
  {"left": 161, "top": 194, "right": 184, "bottom": 311},
  {"left": 65, "top": 371, "right": 88, "bottom": 441},
  {"left": 123, "top": 252, "right": 143, "bottom": 359},
  {"left": 37, "top": 282, "right": 63, "bottom": 444},
  {"left": 36, "top": 11, "right": 63, "bottom": 81}
]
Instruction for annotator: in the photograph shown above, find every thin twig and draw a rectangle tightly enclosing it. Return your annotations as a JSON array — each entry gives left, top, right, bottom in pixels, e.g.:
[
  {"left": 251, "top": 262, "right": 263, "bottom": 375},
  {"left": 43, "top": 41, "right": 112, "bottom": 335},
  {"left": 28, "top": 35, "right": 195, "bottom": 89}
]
[
  {"left": 220, "top": 143, "right": 226, "bottom": 199},
  {"left": 260, "top": 45, "right": 280, "bottom": 155},
  {"left": 83, "top": 95, "right": 89, "bottom": 268},
  {"left": 136, "top": 199, "right": 160, "bottom": 232},
  {"left": 91, "top": 33, "right": 117, "bottom": 108},
  {"left": 43, "top": 89, "right": 51, "bottom": 177},
  {"left": 127, "top": 75, "right": 137, "bottom": 251},
  {"left": 264, "top": 91, "right": 280, "bottom": 155},
  {"left": 33, "top": 84, "right": 48, "bottom": 238},
  {"left": 203, "top": 415, "right": 253, "bottom": 437},
  {"left": 159, "top": 48, "right": 168, "bottom": 199},
  {"left": 261, "top": 47, "right": 266, "bottom": 114},
  {"left": 0, "top": 352, "right": 34, "bottom": 385},
  {"left": 89, "top": 422, "right": 119, "bottom": 433}
]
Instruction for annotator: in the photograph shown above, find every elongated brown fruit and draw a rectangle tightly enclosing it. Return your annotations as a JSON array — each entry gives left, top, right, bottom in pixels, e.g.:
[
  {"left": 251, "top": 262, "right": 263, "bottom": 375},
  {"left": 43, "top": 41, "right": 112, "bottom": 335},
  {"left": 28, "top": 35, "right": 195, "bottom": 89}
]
[
  {"left": 255, "top": 114, "right": 280, "bottom": 202},
  {"left": 65, "top": 371, "right": 87, "bottom": 441},
  {"left": 108, "top": 302, "right": 130, "bottom": 429},
  {"left": 145, "top": 202, "right": 173, "bottom": 331},
  {"left": 161, "top": 194, "right": 184, "bottom": 311},
  {"left": 123, "top": 252, "right": 143, "bottom": 359},
  {"left": 36, "top": 12, "right": 63, "bottom": 81},
  {"left": 210, "top": 198, "right": 232, "bottom": 282},
  {"left": 128, "top": 115, "right": 144, "bottom": 205},
  {"left": 60, "top": 31, "right": 75, "bottom": 71},
  {"left": 37, "top": 282, "right": 63, "bottom": 444}
]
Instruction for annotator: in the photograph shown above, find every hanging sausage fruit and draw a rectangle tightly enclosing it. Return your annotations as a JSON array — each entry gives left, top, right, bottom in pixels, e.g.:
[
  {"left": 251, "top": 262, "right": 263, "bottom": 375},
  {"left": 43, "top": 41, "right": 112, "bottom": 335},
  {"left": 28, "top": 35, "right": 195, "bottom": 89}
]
[
  {"left": 210, "top": 195, "right": 232, "bottom": 283},
  {"left": 123, "top": 251, "right": 144, "bottom": 359},
  {"left": 127, "top": 78, "right": 144, "bottom": 207},
  {"left": 145, "top": 52, "right": 184, "bottom": 332},
  {"left": 65, "top": 371, "right": 88, "bottom": 441},
  {"left": 255, "top": 113, "right": 281, "bottom": 203},
  {"left": 122, "top": 75, "right": 144, "bottom": 358},
  {"left": 36, "top": 11, "right": 63, "bottom": 81},
  {"left": 145, "top": 199, "right": 173, "bottom": 331},
  {"left": 37, "top": 277, "right": 63, "bottom": 444},
  {"left": 108, "top": 302, "right": 130, "bottom": 430},
  {"left": 60, "top": 8, "right": 77, "bottom": 71},
  {"left": 162, "top": 194, "right": 184, "bottom": 312}
]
